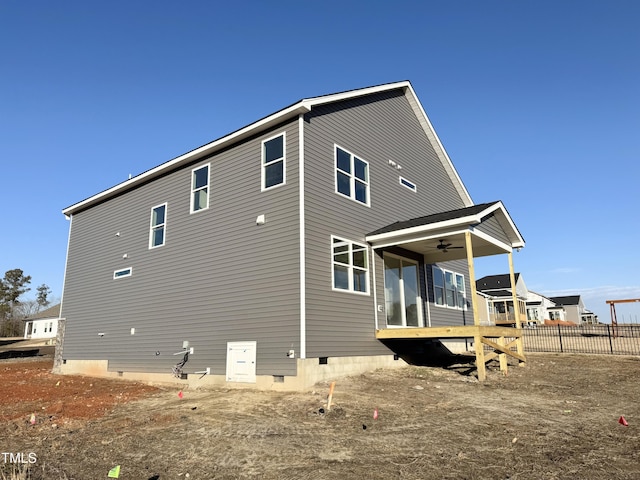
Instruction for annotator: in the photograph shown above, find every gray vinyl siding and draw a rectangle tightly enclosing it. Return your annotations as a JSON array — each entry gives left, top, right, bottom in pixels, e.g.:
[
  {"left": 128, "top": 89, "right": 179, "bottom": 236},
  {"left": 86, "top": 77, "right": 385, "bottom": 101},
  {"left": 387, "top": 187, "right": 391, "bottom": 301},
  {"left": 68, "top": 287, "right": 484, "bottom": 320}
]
[
  {"left": 426, "top": 259, "right": 474, "bottom": 327},
  {"left": 475, "top": 215, "right": 510, "bottom": 245},
  {"left": 303, "top": 89, "right": 468, "bottom": 358},
  {"left": 61, "top": 120, "right": 301, "bottom": 376}
]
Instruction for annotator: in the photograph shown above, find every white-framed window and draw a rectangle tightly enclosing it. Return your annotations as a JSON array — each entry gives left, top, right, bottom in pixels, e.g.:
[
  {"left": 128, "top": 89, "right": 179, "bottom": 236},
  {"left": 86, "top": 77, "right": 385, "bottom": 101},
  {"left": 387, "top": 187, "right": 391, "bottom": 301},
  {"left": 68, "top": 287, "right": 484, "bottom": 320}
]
[
  {"left": 399, "top": 176, "right": 417, "bottom": 192},
  {"left": 335, "top": 145, "right": 369, "bottom": 206},
  {"left": 331, "top": 236, "right": 369, "bottom": 294},
  {"left": 191, "top": 163, "right": 210, "bottom": 213},
  {"left": 114, "top": 267, "right": 133, "bottom": 279},
  {"left": 149, "top": 203, "right": 167, "bottom": 248},
  {"left": 262, "top": 132, "right": 286, "bottom": 190},
  {"left": 432, "top": 266, "right": 466, "bottom": 309}
]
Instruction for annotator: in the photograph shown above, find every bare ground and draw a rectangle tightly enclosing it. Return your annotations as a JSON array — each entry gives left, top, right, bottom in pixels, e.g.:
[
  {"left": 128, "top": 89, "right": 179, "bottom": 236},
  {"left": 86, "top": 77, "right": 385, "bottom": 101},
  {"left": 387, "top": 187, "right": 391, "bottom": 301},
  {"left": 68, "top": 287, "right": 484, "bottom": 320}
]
[{"left": 2, "top": 353, "right": 640, "bottom": 479}]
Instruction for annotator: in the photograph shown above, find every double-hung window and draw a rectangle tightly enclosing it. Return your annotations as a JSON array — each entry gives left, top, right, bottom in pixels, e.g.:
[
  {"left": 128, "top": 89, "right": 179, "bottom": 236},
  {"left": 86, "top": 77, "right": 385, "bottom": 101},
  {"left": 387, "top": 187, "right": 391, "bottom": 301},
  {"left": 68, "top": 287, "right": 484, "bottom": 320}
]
[
  {"left": 191, "top": 164, "right": 210, "bottom": 213},
  {"left": 149, "top": 203, "right": 167, "bottom": 248},
  {"left": 432, "top": 266, "right": 466, "bottom": 309},
  {"left": 335, "top": 146, "right": 369, "bottom": 205},
  {"left": 262, "top": 133, "right": 285, "bottom": 190},
  {"left": 332, "top": 237, "right": 369, "bottom": 294}
]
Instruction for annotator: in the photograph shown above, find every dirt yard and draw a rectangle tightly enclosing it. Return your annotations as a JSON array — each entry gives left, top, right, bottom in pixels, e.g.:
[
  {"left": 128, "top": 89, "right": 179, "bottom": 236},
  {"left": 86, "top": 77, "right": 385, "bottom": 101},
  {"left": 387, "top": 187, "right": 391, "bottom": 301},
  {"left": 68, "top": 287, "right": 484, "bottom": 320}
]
[{"left": 2, "top": 353, "right": 640, "bottom": 480}]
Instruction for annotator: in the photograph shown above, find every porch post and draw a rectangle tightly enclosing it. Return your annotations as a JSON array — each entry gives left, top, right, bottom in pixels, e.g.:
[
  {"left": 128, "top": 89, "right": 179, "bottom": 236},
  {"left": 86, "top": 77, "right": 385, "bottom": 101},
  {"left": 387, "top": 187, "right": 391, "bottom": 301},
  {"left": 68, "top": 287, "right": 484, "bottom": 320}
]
[
  {"left": 508, "top": 252, "right": 526, "bottom": 366},
  {"left": 465, "top": 231, "right": 485, "bottom": 381}
]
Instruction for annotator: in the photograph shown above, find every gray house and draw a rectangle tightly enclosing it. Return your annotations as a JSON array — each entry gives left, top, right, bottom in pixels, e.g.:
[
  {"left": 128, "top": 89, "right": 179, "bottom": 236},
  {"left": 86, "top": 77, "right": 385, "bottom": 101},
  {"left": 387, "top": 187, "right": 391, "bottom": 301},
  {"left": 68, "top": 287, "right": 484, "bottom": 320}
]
[{"left": 57, "top": 81, "right": 525, "bottom": 389}]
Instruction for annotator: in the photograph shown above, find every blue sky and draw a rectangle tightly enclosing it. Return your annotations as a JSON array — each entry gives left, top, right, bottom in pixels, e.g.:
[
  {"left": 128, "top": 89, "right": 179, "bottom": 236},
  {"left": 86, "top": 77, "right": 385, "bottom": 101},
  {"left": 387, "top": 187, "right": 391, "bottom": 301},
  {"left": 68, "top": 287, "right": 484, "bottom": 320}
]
[{"left": 1, "top": 1, "right": 639, "bottom": 322}]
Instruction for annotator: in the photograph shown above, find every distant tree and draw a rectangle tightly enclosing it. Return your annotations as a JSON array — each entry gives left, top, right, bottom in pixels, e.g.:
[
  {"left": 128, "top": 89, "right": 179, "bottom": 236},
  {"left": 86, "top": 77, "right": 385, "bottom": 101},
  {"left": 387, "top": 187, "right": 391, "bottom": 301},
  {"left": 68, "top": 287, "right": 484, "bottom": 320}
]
[
  {"left": 0, "top": 269, "right": 32, "bottom": 337},
  {"left": 36, "top": 284, "right": 52, "bottom": 310}
]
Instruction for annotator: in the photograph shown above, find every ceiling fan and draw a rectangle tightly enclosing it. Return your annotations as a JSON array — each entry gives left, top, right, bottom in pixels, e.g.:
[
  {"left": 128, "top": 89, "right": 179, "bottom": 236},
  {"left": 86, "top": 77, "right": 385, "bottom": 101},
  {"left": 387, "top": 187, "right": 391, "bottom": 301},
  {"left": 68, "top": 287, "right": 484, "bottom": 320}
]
[{"left": 436, "top": 239, "right": 463, "bottom": 253}]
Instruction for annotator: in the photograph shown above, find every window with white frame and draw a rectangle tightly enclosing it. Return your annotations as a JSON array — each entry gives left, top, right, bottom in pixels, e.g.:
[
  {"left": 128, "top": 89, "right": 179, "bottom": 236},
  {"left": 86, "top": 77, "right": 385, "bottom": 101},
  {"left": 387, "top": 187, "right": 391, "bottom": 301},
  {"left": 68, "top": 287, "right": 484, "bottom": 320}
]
[
  {"left": 114, "top": 267, "right": 132, "bottom": 279},
  {"left": 399, "top": 176, "right": 417, "bottom": 192},
  {"left": 335, "top": 146, "right": 369, "bottom": 205},
  {"left": 432, "top": 266, "right": 466, "bottom": 309},
  {"left": 149, "top": 203, "right": 167, "bottom": 248},
  {"left": 332, "top": 237, "right": 369, "bottom": 294},
  {"left": 262, "top": 133, "right": 285, "bottom": 190},
  {"left": 191, "top": 164, "right": 210, "bottom": 213}
]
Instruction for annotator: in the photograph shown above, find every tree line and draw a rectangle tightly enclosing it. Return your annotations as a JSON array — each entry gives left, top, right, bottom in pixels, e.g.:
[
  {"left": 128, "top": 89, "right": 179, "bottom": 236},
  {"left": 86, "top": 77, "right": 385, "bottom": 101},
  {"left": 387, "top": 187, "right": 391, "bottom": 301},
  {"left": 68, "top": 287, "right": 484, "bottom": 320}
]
[{"left": 0, "top": 269, "right": 52, "bottom": 337}]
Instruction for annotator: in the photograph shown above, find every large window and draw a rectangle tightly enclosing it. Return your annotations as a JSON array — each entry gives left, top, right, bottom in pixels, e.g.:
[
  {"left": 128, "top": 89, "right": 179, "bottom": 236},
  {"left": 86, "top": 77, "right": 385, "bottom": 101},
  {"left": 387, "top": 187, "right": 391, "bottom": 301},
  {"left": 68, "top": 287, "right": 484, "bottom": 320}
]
[
  {"left": 335, "top": 146, "right": 369, "bottom": 206},
  {"left": 149, "top": 203, "right": 167, "bottom": 248},
  {"left": 262, "top": 133, "right": 285, "bottom": 190},
  {"left": 331, "top": 237, "right": 369, "bottom": 294},
  {"left": 432, "top": 266, "right": 466, "bottom": 309},
  {"left": 191, "top": 164, "right": 210, "bottom": 213}
]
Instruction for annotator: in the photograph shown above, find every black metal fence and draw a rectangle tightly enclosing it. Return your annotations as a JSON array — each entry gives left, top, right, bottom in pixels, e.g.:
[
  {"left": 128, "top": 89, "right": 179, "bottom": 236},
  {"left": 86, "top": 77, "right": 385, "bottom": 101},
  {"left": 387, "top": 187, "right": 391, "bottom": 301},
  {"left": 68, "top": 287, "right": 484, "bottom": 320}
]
[{"left": 523, "top": 324, "right": 640, "bottom": 356}]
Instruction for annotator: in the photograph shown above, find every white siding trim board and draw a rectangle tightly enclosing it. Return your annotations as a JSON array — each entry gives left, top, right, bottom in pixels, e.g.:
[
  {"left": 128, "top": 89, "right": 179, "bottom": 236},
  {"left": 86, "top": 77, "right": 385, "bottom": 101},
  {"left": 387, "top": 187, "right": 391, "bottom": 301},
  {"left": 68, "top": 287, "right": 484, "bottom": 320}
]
[{"left": 298, "top": 115, "right": 306, "bottom": 359}]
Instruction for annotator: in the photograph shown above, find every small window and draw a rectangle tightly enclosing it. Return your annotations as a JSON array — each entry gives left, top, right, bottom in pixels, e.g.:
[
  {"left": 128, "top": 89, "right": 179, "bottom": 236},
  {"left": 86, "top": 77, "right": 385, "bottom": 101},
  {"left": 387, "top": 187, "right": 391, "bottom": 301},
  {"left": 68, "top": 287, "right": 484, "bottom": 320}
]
[
  {"left": 399, "top": 176, "right": 416, "bottom": 192},
  {"left": 432, "top": 266, "right": 466, "bottom": 310},
  {"left": 191, "top": 164, "right": 210, "bottom": 213},
  {"left": 332, "top": 236, "right": 369, "bottom": 294},
  {"left": 335, "top": 146, "right": 369, "bottom": 206},
  {"left": 149, "top": 203, "right": 167, "bottom": 248},
  {"left": 114, "top": 267, "right": 133, "bottom": 279},
  {"left": 262, "top": 133, "right": 286, "bottom": 190}
]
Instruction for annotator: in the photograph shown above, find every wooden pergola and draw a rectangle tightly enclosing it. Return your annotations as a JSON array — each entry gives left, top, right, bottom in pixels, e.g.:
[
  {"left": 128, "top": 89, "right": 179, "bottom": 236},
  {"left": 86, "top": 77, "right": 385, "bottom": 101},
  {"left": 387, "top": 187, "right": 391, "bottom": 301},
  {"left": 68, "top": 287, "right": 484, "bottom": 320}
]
[{"left": 367, "top": 202, "right": 526, "bottom": 380}]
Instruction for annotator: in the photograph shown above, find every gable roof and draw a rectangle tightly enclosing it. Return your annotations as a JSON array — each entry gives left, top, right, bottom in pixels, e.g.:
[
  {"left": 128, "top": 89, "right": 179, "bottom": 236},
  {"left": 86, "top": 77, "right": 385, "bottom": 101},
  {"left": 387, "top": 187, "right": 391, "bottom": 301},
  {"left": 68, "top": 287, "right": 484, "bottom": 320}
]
[
  {"left": 25, "top": 304, "right": 61, "bottom": 320},
  {"left": 63, "top": 80, "right": 472, "bottom": 216},
  {"left": 476, "top": 273, "right": 521, "bottom": 291},
  {"left": 366, "top": 201, "right": 525, "bottom": 253},
  {"left": 550, "top": 295, "right": 581, "bottom": 306},
  {"left": 368, "top": 202, "right": 499, "bottom": 236}
]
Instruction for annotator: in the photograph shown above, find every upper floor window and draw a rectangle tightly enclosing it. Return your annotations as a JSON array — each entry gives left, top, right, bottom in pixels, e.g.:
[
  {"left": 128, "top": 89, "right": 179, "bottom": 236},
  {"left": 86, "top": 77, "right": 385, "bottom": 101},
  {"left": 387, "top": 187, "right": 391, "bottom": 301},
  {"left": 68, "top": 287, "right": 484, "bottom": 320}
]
[
  {"left": 399, "top": 176, "right": 417, "bottom": 192},
  {"left": 335, "top": 146, "right": 369, "bottom": 206},
  {"left": 262, "top": 133, "right": 286, "bottom": 190},
  {"left": 433, "top": 266, "right": 466, "bottom": 309},
  {"left": 191, "top": 164, "right": 210, "bottom": 213},
  {"left": 332, "top": 236, "right": 369, "bottom": 294},
  {"left": 114, "top": 267, "right": 133, "bottom": 279},
  {"left": 149, "top": 203, "right": 167, "bottom": 248}
]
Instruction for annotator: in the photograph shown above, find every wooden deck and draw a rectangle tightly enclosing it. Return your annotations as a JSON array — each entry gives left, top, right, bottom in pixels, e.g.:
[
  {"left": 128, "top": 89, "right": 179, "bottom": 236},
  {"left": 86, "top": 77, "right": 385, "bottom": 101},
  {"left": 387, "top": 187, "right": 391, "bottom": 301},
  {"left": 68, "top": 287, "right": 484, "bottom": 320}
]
[{"left": 376, "top": 325, "right": 525, "bottom": 380}]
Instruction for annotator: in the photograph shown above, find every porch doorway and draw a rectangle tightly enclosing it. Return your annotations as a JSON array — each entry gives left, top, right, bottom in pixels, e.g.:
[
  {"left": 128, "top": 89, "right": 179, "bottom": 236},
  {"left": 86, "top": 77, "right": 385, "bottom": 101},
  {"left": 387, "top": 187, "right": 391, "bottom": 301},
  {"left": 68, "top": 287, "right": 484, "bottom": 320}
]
[{"left": 384, "top": 254, "right": 423, "bottom": 327}]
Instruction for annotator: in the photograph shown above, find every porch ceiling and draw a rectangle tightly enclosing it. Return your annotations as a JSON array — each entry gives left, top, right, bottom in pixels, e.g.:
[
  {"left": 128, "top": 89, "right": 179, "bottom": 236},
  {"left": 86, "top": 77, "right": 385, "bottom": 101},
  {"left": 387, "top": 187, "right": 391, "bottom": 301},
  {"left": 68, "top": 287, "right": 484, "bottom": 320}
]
[{"left": 365, "top": 201, "right": 524, "bottom": 263}]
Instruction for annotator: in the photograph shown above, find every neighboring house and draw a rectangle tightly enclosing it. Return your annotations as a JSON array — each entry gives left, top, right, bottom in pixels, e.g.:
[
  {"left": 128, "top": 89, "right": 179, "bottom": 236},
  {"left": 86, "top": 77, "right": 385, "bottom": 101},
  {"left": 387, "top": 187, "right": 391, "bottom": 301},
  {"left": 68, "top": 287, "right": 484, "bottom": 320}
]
[
  {"left": 23, "top": 304, "right": 60, "bottom": 340},
  {"left": 549, "top": 296, "right": 598, "bottom": 325},
  {"left": 57, "top": 81, "right": 525, "bottom": 389},
  {"left": 525, "top": 291, "right": 556, "bottom": 325},
  {"left": 475, "top": 274, "right": 528, "bottom": 325}
]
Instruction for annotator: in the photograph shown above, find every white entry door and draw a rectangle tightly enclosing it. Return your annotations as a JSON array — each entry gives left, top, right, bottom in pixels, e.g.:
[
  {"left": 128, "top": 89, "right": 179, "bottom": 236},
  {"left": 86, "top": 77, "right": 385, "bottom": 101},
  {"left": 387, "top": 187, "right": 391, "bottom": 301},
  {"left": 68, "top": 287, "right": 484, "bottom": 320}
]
[{"left": 226, "top": 341, "right": 257, "bottom": 383}]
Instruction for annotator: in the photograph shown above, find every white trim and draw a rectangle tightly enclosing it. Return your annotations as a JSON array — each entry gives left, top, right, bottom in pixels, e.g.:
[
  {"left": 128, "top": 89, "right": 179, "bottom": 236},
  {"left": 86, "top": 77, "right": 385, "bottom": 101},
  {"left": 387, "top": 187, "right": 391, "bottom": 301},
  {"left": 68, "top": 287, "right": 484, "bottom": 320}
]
[
  {"left": 113, "top": 267, "right": 133, "bottom": 279},
  {"left": 298, "top": 116, "right": 306, "bottom": 359},
  {"left": 261, "top": 131, "right": 287, "bottom": 191},
  {"left": 330, "top": 235, "right": 371, "bottom": 296},
  {"left": 367, "top": 215, "right": 484, "bottom": 244},
  {"left": 471, "top": 229, "right": 513, "bottom": 253},
  {"left": 403, "top": 83, "right": 473, "bottom": 206},
  {"left": 62, "top": 80, "right": 475, "bottom": 217},
  {"left": 59, "top": 214, "right": 73, "bottom": 319},
  {"left": 372, "top": 247, "right": 378, "bottom": 330},
  {"left": 432, "top": 265, "right": 467, "bottom": 311},
  {"left": 334, "top": 144, "right": 370, "bottom": 207},
  {"left": 399, "top": 176, "right": 417, "bottom": 192},
  {"left": 190, "top": 163, "right": 211, "bottom": 214},
  {"left": 148, "top": 202, "right": 167, "bottom": 249},
  {"left": 423, "top": 263, "right": 432, "bottom": 327},
  {"left": 369, "top": 228, "right": 470, "bottom": 251}
]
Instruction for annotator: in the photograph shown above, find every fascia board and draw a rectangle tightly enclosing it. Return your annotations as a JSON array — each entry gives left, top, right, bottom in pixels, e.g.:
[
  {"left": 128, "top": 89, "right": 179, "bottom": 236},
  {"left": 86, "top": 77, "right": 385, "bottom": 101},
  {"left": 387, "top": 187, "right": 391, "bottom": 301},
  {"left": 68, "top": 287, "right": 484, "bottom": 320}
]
[
  {"left": 366, "top": 216, "right": 481, "bottom": 244},
  {"left": 62, "top": 103, "right": 311, "bottom": 215},
  {"left": 487, "top": 201, "right": 526, "bottom": 248},
  {"left": 403, "top": 83, "right": 473, "bottom": 207}
]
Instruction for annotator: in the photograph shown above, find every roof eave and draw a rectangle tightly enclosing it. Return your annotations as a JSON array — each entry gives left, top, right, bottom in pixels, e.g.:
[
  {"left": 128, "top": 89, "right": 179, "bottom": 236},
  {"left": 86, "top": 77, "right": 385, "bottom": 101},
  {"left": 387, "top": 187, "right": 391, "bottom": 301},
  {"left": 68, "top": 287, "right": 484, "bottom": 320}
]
[{"left": 62, "top": 102, "right": 313, "bottom": 216}]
